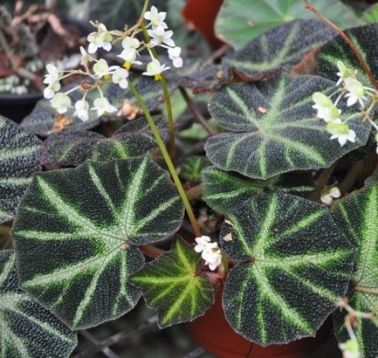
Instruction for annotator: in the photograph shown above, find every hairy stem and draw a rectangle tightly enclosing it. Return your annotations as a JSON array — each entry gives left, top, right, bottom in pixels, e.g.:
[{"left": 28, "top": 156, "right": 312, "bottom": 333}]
[
  {"left": 129, "top": 81, "right": 201, "bottom": 237},
  {"left": 355, "top": 285, "right": 378, "bottom": 296}
]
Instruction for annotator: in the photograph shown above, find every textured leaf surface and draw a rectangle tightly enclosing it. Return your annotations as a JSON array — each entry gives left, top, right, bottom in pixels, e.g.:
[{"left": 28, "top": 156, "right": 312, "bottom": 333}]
[
  {"left": 131, "top": 238, "right": 214, "bottom": 328},
  {"left": 179, "top": 156, "right": 210, "bottom": 183},
  {"left": 221, "top": 192, "right": 354, "bottom": 344},
  {"left": 21, "top": 76, "right": 165, "bottom": 136},
  {"left": 12, "top": 156, "right": 184, "bottom": 329},
  {"left": 215, "top": 0, "right": 361, "bottom": 49},
  {"left": 223, "top": 20, "right": 334, "bottom": 79},
  {"left": 317, "top": 24, "right": 378, "bottom": 86},
  {"left": 0, "top": 116, "right": 41, "bottom": 224},
  {"left": 332, "top": 185, "right": 378, "bottom": 357},
  {"left": 0, "top": 250, "right": 77, "bottom": 358},
  {"left": 202, "top": 166, "right": 314, "bottom": 213},
  {"left": 41, "top": 116, "right": 166, "bottom": 167},
  {"left": 205, "top": 75, "right": 371, "bottom": 179}
]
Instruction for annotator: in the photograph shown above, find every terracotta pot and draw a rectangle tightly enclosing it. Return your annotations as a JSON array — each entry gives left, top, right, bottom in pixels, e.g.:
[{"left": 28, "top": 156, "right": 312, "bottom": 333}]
[
  {"left": 187, "top": 291, "right": 335, "bottom": 358},
  {"left": 182, "top": 0, "right": 224, "bottom": 48}
]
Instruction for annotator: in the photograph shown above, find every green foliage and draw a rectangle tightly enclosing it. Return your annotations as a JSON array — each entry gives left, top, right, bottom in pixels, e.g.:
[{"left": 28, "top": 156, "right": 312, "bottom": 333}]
[
  {"left": 363, "top": 4, "right": 378, "bottom": 23},
  {"left": 41, "top": 116, "right": 166, "bottom": 167},
  {"left": 0, "top": 116, "right": 41, "bottom": 224},
  {"left": 317, "top": 24, "right": 378, "bottom": 86},
  {"left": 215, "top": 0, "right": 361, "bottom": 49},
  {"left": 221, "top": 192, "right": 354, "bottom": 345},
  {"left": 223, "top": 20, "right": 334, "bottom": 79},
  {"left": 12, "top": 156, "right": 184, "bottom": 329},
  {"left": 0, "top": 250, "right": 77, "bottom": 357},
  {"left": 205, "top": 75, "right": 371, "bottom": 179},
  {"left": 179, "top": 156, "right": 210, "bottom": 183},
  {"left": 131, "top": 238, "right": 214, "bottom": 328},
  {"left": 332, "top": 185, "right": 378, "bottom": 357},
  {"left": 202, "top": 167, "right": 314, "bottom": 213}
]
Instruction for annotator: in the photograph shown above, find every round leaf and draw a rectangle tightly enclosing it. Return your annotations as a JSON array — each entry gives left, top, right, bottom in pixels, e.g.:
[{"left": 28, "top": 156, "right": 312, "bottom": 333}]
[
  {"left": 12, "top": 156, "right": 184, "bottom": 329},
  {"left": 131, "top": 238, "right": 214, "bottom": 328},
  {"left": 0, "top": 116, "right": 41, "bottom": 224},
  {"left": 221, "top": 192, "right": 354, "bottom": 344},
  {"left": 0, "top": 250, "right": 77, "bottom": 357},
  {"left": 205, "top": 75, "right": 371, "bottom": 179},
  {"left": 332, "top": 185, "right": 378, "bottom": 357},
  {"left": 223, "top": 20, "right": 335, "bottom": 79}
]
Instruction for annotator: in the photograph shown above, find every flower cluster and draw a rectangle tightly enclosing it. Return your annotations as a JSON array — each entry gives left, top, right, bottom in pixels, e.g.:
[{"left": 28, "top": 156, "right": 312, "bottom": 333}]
[
  {"left": 320, "top": 186, "right": 341, "bottom": 205},
  {"left": 312, "top": 61, "right": 378, "bottom": 149},
  {"left": 194, "top": 236, "right": 222, "bottom": 271},
  {"left": 42, "top": 6, "right": 183, "bottom": 122}
]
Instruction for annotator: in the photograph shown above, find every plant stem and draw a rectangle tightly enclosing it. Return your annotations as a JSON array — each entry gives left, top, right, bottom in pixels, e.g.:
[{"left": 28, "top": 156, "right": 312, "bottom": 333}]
[
  {"left": 339, "top": 159, "right": 364, "bottom": 193},
  {"left": 355, "top": 285, "right": 378, "bottom": 296},
  {"left": 311, "top": 164, "right": 335, "bottom": 201},
  {"left": 304, "top": 0, "right": 378, "bottom": 89},
  {"left": 186, "top": 185, "right": 203, "bottom": 201},
  {"left": 129, "top": 81, "right": 201, "bottom": 237},
  {"left": 179, "top": 87, "right": 216, "bottom": 136}
]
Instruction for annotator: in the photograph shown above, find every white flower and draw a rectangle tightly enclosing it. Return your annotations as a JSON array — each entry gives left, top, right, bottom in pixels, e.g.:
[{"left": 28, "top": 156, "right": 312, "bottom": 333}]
[
  {"left": 336, "top": 61, "right": 357, "bottom": 86},
  {"left": 312, "top": 92, "right": 341, "bottom": 123},
  {"left": 93, "top": 59, "right": 110, "bottom": 79},
  {"left": 344, "top": 78, "right": 367, "bottom": 108},
  {"left": 168, "top": 46, "right": 183, "bottom": 68},
  {"left": 142, "top": 58, "right": 170, "bottom": 80},
  {"left": 339, "top": 339, "right": 360, "bottom": 358},
  {"left": 74, "top": 99, "right": 90, "bottom": 121},
  {"left": 44, "top": 83, "right": 60, "bottom": 99},
  {"left": 50, "top": 93, "right": 72, "bottom": 114},
  {"left": 80, "top": 46, "right": 93, "bottom": 66},
  {"left": 202, "top": 243, "right": 222, "bottom": 271},
  {"left": 43, "top": 64, "right": 61, "bottom": 99},
  {"left": 327, "top": 119, "right": 356, "bottom": 146},
  {"left": 118, "top": 48, "right": 142, "bottom": 70},
  {"left": 112, "top": 67, "right": 129, "bottom": 89},
  {"left": 92, "top": 97, "right": 117, "bottom": 117},
  {"left": 87, "top": 23, "right": 112, "bottom": 54},
  {"left": 122, "top": 36, "right": 140, "bottom": 51},
  {"left": 321, "top": 186, "right": 341, "bottom": 205},
  {"left": 144, "top": 6, "right": 167, "bottom": 29},
  {"left": 194, "top": 235, "right": 211, "bottom": 253},
  {"left": 148, "top": 25, "right": 175, "bottom": 47}
]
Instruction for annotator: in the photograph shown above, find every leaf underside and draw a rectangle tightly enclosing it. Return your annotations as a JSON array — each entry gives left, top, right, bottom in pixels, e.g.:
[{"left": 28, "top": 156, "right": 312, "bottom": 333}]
[
  {"left": 215, "top": 0, "right": 361, "bottom": 49},
  {"left": 12, "top": 156, "right": 184, "bottom": 329},
  {"left": 0, "top": 116, "right": 41, "bottom": 224},
  {"left": 41, "top": 116, "right": 166, "bottom": 167},
  {"left": 223, "top": 20, "right": 335, "bottom": 79},
  {"left": 202, "top": 166, "right": 314, "bottom": 213},
  {"left": 205, "top": 74, "right": 371, "bottom": 180},
  {"left": 221, "top": 192, "right": 354, "bottom": 345},
  {"left": 131, "top": 238, "right": 214, "bottom": 328},
  {"left": 317, "top": 24, "right": 378, "bottom": 86},
  {"left": 332, "top": 185, "right": 378, "bottom": 358},
  {"left": 0, "top": 250, "right": 77, "bottom": 358}
]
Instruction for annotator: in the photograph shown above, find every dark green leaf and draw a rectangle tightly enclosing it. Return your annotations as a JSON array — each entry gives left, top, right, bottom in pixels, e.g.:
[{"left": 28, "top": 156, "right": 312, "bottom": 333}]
[
  {"left": 0, "top": 116, "right": 41, "bottom": 224},
  {"left": 205, "top": 75, "right": 371, "bottom": 179},
  {"left": 215, "top": 0, "right": 361, "bottom": 49},
  {"left": 317, "top": 24, "right": 378, "bottom": 86},
  {"left": 41, "top": 116, "right": 166, "bottom": 167},
  {"left": 12, "top": 156, "right": 184, "bottom": 329},
  {"left": 131, "top": 238, "right": 214, "bottom": 327},
  {"left": 222, "top": 192, "right": 354, "bottom": 344},
  {"left": 0, "top": 250, "right": 77, "bottom": 357},
  {"left": 223, "top": 20, "right": 335, "bottom": 79},
  {"left": 332, "top": 185, "right": 378, "bottom": 357},
  {"left": 202, "top": 166, "right": 314, "bottom": 213},
  {"left": 179, "top": 156, "right": 210, "bottom": 183}
]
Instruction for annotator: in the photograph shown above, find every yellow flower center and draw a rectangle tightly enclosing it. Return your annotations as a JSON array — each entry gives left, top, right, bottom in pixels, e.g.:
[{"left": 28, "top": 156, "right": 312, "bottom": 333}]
[
  {"left": 123, "top": 61, "right": 132, "bottom": 70},
  {"left": 154, "top": 73, "right": 162, "bottom": 81}
]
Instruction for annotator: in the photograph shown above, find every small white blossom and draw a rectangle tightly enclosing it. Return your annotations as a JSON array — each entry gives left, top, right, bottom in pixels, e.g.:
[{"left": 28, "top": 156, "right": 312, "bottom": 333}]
[
  {"left": 112, "top": 67, "right": 129, "bottom": 89},
  {"left": 118, "top": 48, "right": 142, "bottom": 70},
  {"left": 122, "top": 36, "right": 140, "bottom": 51},
  {"left": 92, "top": 97, "right": 117, "bottom": 117},
  {"left": 194, "top": 236, "right": 211, "bottom": 253},
  {"left": 144, "top": 6, "right": 167, "bottom": 29},
  {"left": 339, "top": 339, "right": 360, "bottom": 358},
  {"left": 168, "top": 46, "right": 183, "bottom": 68},
  {"left": 202, "top": 243, "right": 222, "bottom": 271},
  {"left": 93, "top": 59, "right": 111, "bottom": 79},
  {"left": 321, "top": 186, "right": 341, "bottom": 205},
  {"left": 336, "top": 61, "right": 357, "bottom": 86},
  {"left": 327, "top": 119, "right": 356, "bottom": 146},
  {"left": 43, "top": 64, "right": 61, "bottom": 99},
  {"left": 80, "top": 46, "right": 93, "bottom": 66},
  {"left": 344, "top": 78, "right": 367, "bottom": 108},
  {"left": 312, "top": 92, "right": 341, "bottom": 123},
  {"left": 142, "top": 58, "right": 170, "bottom": 80},
  {"left": 87, "top": 23, "right": 112, "bottom": 54},
  {"left": 74, "top": 99, "right": 90, "bottom": 121},
  {"left": 148, "top": 25, "right": 175, "bottom": 47},
  {"left": 50, "top": 93, "right": 72, "bottom": 114}
]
